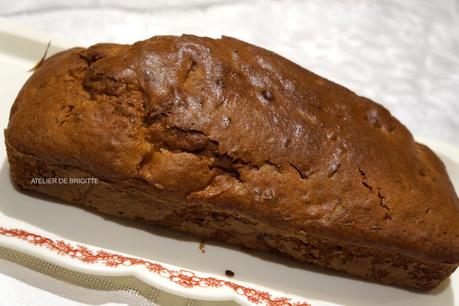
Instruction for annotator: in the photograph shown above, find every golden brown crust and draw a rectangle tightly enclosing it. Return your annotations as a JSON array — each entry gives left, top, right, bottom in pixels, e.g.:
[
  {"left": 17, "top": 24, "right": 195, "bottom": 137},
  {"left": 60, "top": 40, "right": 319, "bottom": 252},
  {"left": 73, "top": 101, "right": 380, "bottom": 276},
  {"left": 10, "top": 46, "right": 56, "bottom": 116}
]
[{"left": 5, "top": 35, "right": 459, "bottom": 288}]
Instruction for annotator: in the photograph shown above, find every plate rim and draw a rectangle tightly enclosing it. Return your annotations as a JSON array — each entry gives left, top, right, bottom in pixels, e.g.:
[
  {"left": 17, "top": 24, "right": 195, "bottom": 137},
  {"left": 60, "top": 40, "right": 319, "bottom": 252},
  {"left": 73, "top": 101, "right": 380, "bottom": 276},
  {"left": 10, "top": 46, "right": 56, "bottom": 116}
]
[{"left": 0, "top": 226, "right": 311, "bottom": 306}]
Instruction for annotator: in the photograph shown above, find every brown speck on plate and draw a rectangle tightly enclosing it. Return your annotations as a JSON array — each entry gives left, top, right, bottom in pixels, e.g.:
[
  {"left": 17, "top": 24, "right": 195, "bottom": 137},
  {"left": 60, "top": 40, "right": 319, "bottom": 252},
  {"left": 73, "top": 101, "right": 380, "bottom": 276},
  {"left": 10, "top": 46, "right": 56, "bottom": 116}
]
[
  {"left": 199, "top": 240, "right": 205, "bottom": 253},
  {"left": 225, "top": 269, "right": 235, "bottom": 277}
]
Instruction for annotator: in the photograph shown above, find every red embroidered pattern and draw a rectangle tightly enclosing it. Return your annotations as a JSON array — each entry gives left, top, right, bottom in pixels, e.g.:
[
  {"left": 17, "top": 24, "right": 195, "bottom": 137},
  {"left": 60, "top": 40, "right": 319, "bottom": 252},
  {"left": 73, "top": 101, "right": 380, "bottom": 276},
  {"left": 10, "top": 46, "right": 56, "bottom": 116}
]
[{"left": 0, "top": 227, "right": 310, "bottom": 306}]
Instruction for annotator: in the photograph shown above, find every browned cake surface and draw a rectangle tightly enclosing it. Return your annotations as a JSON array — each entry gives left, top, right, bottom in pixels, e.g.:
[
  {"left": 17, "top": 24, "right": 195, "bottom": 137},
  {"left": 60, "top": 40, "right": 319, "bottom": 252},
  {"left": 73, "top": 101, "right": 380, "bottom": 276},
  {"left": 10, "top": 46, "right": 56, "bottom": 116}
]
[{"left": 5, "top": 35, "right": 459, "bottom": 290}]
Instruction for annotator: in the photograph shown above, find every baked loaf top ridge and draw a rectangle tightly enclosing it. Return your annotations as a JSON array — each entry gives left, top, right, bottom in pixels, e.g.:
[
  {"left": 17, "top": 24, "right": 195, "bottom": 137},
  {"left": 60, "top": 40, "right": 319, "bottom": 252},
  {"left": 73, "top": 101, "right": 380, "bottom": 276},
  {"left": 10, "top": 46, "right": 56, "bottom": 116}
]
[{"left": 6, "top": 35, "right": 459, "bottom": 264}]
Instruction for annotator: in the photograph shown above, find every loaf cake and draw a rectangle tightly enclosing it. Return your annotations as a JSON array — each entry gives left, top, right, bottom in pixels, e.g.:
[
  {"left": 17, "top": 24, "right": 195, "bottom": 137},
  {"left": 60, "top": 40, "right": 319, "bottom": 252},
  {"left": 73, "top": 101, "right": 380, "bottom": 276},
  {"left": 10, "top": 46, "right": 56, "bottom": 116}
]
[{"left": 5, "top": 35, "right": 459, "bottom": 290}]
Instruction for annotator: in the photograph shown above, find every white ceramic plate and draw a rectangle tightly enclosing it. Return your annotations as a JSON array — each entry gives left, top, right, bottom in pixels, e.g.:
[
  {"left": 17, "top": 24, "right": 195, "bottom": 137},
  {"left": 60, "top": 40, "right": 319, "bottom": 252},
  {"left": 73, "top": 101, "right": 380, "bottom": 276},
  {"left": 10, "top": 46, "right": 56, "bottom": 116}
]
[{"left": 1, "top": 18, "right": 458, "bottom": 306}]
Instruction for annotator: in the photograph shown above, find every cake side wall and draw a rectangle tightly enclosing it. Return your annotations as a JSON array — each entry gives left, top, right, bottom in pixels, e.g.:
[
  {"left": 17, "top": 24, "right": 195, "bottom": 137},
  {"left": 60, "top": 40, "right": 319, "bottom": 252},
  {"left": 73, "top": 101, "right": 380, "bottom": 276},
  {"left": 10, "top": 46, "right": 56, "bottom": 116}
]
[{"left": 6, "top": 140, "right": 455, "bottom": 291}]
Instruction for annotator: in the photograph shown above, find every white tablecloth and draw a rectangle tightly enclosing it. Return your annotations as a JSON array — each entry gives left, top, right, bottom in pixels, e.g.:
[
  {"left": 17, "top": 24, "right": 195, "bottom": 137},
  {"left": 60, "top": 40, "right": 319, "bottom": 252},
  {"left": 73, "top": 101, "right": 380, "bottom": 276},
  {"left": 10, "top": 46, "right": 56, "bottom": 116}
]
[{"left": 1, "top": 0, "right": 458, "bottom": 305}]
